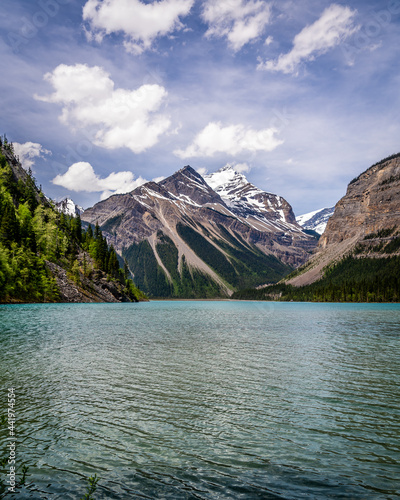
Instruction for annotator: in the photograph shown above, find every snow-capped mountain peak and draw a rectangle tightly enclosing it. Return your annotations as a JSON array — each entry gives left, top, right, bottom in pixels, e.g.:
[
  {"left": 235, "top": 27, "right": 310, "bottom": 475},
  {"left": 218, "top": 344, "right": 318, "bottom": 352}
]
[
  {"left": 204, "top": 165, "right": 299, "bottom": 231},
  {"left": 55, "top": 197, "right": 84, "bottom": 217},
  {"left": 296, "top": 207, "right": 334, "bottom": 235},
  {"left": 204, "top": 165, "right": 249, "bottom": 197}
]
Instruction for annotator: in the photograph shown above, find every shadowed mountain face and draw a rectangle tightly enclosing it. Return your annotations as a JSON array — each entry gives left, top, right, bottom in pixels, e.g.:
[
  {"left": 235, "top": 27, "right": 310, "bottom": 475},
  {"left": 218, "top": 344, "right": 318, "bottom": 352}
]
[{"left": 82, "top": 165, "right": 316, "bottom": 298}]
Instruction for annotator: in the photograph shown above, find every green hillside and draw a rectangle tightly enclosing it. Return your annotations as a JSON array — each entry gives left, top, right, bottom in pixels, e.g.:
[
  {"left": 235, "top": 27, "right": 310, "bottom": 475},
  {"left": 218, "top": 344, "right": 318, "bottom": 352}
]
[
  {"left": 0, "top": 139, "right": 145, "bottom": 303},
  {"left": 233, "top": 254, "right": 400, "bottom": 303}
]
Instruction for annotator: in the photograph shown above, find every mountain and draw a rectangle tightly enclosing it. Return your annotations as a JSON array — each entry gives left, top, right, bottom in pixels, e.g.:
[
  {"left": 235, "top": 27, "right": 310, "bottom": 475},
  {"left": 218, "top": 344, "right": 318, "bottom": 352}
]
[
  {"left": 287, "top": 153, "right": 400, "bottom": 287},
  {"left": 0, "top": 140, "right": 145, "bottom": 304},
  {"left": 233, "top": 153, "right": 400, "bottom": 303},
  {"left": 82, "top": 165, "right": 316, "bottom": 298},
  {"left": 204, "top": 166, "right": 299, "bottom": 231},
  {"left": 55, "top": 197, "right": 84, "bottom": 216},
  {"left": 296, "top": 207, "right": 334, "bottom": 235}
]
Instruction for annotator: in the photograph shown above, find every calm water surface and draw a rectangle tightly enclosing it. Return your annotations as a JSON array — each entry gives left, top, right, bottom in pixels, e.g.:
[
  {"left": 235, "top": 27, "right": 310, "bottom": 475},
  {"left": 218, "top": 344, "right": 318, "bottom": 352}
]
[{"left": 0, "top": 301, "right": 399, "bottom": 499}]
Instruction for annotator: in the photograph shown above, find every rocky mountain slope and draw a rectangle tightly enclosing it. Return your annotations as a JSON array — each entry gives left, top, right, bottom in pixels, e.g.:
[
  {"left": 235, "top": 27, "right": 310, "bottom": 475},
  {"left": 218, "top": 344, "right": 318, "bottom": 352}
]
[
  {"left": 288, "top": 153, "right": 400, "bottom": 286},
  {"left": 82, "top": 165, "right": 316, "bottom": 298},
  {"left": 296, "top": 207, "right": 334, "bottom": 235}
]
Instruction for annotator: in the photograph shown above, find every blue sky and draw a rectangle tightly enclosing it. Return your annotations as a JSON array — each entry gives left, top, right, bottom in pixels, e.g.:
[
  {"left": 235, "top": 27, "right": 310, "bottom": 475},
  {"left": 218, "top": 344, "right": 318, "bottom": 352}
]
[{"left": 1, "top": 0, "right": 399, "bottom": 215}]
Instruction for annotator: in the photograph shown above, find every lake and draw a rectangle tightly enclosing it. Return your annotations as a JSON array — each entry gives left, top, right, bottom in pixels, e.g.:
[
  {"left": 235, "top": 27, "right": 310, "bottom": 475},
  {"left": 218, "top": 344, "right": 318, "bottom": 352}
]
[{"left": 0, "top": 301, "right": 399, "bottom": 499}]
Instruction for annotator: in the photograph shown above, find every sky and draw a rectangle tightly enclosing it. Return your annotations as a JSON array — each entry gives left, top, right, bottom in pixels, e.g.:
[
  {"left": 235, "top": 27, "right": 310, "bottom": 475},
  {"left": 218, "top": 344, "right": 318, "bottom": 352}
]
[{"left": 1, "top": 0, "right": 400, "bottom": 215}]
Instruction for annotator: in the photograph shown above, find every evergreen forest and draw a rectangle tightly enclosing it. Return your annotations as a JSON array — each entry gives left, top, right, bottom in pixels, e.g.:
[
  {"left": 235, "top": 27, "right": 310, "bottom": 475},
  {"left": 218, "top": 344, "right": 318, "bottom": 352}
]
[{"left": 0, "top": 139, "right": 145, "bottom": 303}]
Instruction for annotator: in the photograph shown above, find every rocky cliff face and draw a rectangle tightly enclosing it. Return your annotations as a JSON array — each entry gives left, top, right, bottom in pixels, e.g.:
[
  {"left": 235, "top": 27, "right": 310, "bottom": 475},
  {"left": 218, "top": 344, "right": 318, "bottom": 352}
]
[
  {"left": 82, "top": 165, "right": 316, "bottom": 297},
  {"left": 320, "top": 155, "right": 400, "bottom": 248},
  {"left": 289, "top": 154, "right": 400, "bottom": 286}
]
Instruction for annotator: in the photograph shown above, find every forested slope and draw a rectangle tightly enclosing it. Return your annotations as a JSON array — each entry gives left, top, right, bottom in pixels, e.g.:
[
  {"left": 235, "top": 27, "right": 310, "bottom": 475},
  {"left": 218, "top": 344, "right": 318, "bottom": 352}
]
[{"left": 0, "top": 138, "right": 146, "bottom": 303}]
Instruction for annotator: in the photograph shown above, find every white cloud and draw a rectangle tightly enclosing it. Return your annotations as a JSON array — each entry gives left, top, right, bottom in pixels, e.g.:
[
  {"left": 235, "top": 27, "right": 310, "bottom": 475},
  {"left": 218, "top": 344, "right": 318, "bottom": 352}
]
[
  {"left": 196, "top": 167, "right": 208, "bottom": 176},
  {"left": 52, "top": 162, "right": 147, "bottom": 200},
  {"left": 174, "top": 121, "right": 283, "bottom": 158},
  {"left": 259, "top": 4, "right": 358, "bottom": 74},
  {"left": 228, "top": 162, "right": 251, "bottom": 173},
  {"left": 13, "top": 142, "right": 51, "bottom": 171},
  {"left": 152, "top": 176, "right": 166, "bottom": 183},
  {"left": 264, "top": 35, "right": 273, "bottom": 46},
  {"left": 202, "top": 0, "right": 272, "bottom": 51},
  {"left": 83, "top": 0, "right": 194, "bottom": 54},
  {"left": 35, "top": 64, "right": 171, "bottom": 154}
]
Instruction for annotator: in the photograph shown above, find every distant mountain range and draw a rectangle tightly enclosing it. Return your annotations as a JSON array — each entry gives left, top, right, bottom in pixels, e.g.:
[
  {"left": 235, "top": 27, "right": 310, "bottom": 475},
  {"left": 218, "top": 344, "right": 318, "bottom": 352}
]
[
  {"left": 296, "top": 207, "right": 335, "bottom": 235},
  {"left": 82, "top": 165, "right": 316, "bottom": 298},
  {"left": 4, "top": 134, "right": 400, "bottom": 303}
]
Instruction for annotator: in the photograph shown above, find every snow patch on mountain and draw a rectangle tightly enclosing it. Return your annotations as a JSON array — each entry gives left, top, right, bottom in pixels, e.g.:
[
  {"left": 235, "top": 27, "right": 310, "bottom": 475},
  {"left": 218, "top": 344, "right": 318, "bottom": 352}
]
[{"left": 296, "top": 207, "right": 335, "bottom": 235}]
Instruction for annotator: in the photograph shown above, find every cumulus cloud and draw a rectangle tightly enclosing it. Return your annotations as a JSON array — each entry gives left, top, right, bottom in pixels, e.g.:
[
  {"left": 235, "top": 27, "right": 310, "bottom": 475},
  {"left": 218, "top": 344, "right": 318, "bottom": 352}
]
[
  {"left": 196, "top": 167, "right": 208, "bottom": 176},
  {"left": 35, "top": 63, "right": 171, "bottom": 153},
  {"left": 174, "top": 121, "right": 283, "bottom": 158},
  {"left": 202, "top": 0, "right": 272, "bottom": 51},
  {"left": 13, "top": 142, "right": 51, "bottom": 171},
  {"left": 52, "top": 162, "right": 148, "bottom": 200},
  {"left": 259, "top": 4, "right": 358, "bottom": 74},
  {"left": 83, "top": 0, "right": 194, "bottom": 54},
  {"left": 228, "top": 162, "right": 251, "bottom": 173}
]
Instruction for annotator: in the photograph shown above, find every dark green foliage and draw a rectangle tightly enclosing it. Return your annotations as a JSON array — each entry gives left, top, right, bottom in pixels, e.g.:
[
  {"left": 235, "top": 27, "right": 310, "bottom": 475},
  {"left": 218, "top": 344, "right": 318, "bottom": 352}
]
[
  {"left": 156, "top": 233, "right": 179, "bottom": 278},
  {"left": 156, "top": 233, "right": 180, "bottom": 294},
  {"left": 383, "top": 236, "right": 400, "bottom": 254},
  {"left": 353, "top": 228, "right": 400, "bottom": 255},
  {"left": 177, "top": 222, "right": 292, "bottom": 289},
  {"left": 177, "top": 222, "right": 239, "bottom": 285},
  {"left": 0, "top": 197, "right": 20, "bottom": 245},
  {"left": 0, "top": 152, "right": 60, "bottom": 302},
  {"left": 179, "top": 256, "right": 223, "bottom": 298},
  {"left": 214, "top": 231, "right": 292, "bottom": 288},
  {"left": 124, "top": 234, "right": 224, "bottom": 298},
  {"left": 71, "top": 214, "right": 82, "bottom": 243},
  {"left": 128, "top": 222, "right": 292, "bottom": 298},
  {"left": 233, "top": 255, "right": 400, "bottom": 303},
  {"left": 302, "top": 229, "right": 321, "bottom": 239},
  {"left": 123, "top": 240, "right": 173, "bottom": 297},
  {"left": 0, "top": 147, "right": 145, "bottom": 303},
  {"left": 100, "top": 214, "right": 123, "bottom": 233},
  {"left": 364, "top": 227, "right": 396, "bottom": 239}
]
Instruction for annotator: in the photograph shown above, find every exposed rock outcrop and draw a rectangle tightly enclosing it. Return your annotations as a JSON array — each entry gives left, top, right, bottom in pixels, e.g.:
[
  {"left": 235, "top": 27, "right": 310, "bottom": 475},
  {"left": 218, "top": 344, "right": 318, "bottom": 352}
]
[{"left": 45, "top": 261, "right": 137, "bottom": 303}]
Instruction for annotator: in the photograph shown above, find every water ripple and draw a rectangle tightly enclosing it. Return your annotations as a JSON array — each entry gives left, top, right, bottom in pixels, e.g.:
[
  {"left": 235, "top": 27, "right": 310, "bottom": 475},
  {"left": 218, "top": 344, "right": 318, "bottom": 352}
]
[{"left": 0, "top": 302, "right": 399, "bottom": 498}]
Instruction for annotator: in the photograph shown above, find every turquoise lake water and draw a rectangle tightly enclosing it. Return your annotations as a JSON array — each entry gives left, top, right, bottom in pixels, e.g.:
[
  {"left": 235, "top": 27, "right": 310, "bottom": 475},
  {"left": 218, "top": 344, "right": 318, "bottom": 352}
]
[{"left": 0, "top": 301, "right": 399, "bottom": 499}]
